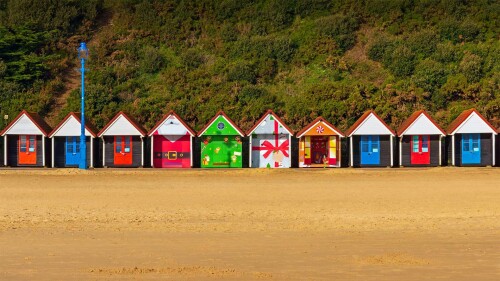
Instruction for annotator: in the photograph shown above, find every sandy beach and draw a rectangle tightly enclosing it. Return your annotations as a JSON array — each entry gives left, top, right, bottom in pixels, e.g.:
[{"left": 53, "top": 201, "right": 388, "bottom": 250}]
[{"left": 0, "top": 168, "right": 499, "bottom": 280}]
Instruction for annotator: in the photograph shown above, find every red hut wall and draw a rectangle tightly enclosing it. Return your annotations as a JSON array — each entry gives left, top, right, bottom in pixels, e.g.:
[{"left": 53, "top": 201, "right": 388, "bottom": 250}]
[{"left": 152, "top": 134, "right": 191, "bottom": 168}]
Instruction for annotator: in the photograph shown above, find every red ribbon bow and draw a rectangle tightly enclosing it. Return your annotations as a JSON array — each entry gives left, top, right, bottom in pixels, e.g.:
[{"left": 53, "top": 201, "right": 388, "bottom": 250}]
[{"left": 252, "top": 120, "right": 290, "bottom": 166}]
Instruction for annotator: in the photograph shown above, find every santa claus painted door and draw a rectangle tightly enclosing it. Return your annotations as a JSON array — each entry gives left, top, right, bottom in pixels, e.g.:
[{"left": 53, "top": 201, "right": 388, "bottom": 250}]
[
  {"left": 410, "top": 135, "right": 430, "bottom": 165},
  {"left": 153, "top": 135, "right": 190, "bottom": 168},
  {"left": 18, "top": 135, "right": 37, "bottom": 165},
  {"left": 114, "top": 136, "right": 132, "bottom": 165}
]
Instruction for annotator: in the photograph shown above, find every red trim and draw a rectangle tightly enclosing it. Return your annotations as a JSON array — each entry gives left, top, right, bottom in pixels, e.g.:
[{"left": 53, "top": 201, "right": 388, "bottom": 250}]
[
  {"left": 397, "top": 110, "right": 446, "bottom": 137},
  {"left": 246, "top": 109, "right": 294, "bottom": 136},
  {"left": 49, "top": 112, "right": 98, "bottom": 138},
  {"left": 1, "top": 110, "right": 52, "bottom": 136},
  {"left": 97, "top": 111, "right": 147, "bottom": 137},
  {"left": 147, "top": 110, "right": 196, "bottom": 137},
  {"left": 345, "top": 110, "right": 396, "bottom": 136},
  {"left": 296, "top": 116, "right": 344, "bottom": 138},
  {"left": 446, "top": 108, "right": 497, "bottom": 135},
  {"left": 197, "top": 110, "right": 245, "bottom": 137}
]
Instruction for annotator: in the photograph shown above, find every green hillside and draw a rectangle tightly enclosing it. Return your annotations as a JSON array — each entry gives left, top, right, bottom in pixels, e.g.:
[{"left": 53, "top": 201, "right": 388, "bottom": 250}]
[{"left": 0, "top": 0, "right": 498, "bottom": 131}]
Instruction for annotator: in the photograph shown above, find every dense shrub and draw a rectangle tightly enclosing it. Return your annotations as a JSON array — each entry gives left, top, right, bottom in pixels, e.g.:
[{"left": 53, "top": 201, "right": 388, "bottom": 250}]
[
  {"left": 367, "top": 36, "right": 395, "bottom": 62},
  {"left": 387, "top": 45, "right": 416, "bottom": 78},
  {"left": 227, "top": 61, "right": 256, "bottom": 83},
  {"left": 315, "top": 14, "right": 361, "bottom": 53},
  {"left": 412, "top": 59, "right": 446, "bottom": 92},
  {"left": 459, "top": 52, "right": 483, "bottom": 83}
]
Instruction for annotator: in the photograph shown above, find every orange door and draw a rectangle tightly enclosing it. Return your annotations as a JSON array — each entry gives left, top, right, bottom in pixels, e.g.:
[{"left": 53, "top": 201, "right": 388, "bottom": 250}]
[
  {"left": 114, "top": 136, "right": 133, "bottom": 165},
  {"left": 18, "top": 135, "right": 37, "bottom": 165}
]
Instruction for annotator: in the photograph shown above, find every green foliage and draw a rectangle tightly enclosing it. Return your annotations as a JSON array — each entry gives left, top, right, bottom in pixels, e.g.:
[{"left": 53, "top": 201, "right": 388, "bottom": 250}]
[
  {"left": 0, "top": 0, "right": 499, "bottom": 132},
  {"left": 0, "top": 26, "right": 50, "bottom": 85},
  {"left": 315, "top": 14, "right": 361, "bottom": 53},
  {"left": 412, "top": 59, "right": 446, "bottom": 92},
  {"left": 387, "top": 45, "right": 416, "bottom": 78},
  {"left": 227, "top": 61, "right": 256, "bottom": 84},
  {"left": 459, "top": 52, "right": 483, "bottom": 83}
]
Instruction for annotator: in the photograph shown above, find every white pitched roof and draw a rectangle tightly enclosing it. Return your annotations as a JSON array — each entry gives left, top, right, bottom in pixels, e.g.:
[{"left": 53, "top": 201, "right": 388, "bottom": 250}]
[
  {"left": 99, "top": 114, "right": 143, "bottom": 136},
  {"left": 49, "top": 114, "right": 94, "bottom": 137},
  {"left": 452, "top": 111, "right": 498, "bottom": 134},
  {"left": 401, "top": 113, "right": 445, "bottom": 136},
  {"left": 350, "top": 112, "right": 394, "bottom": 136},
  {"left": 2, "top": 113, "right": 44, "bottom": 135}
]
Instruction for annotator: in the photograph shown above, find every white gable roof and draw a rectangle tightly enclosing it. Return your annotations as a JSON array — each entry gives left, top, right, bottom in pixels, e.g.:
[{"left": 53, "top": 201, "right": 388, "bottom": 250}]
[
  {"left": 453, "top": 111, "right": 497, "bottom": 134},
  {"left": 401, "top": 113, "right": 445, "bottom": 136},
  {"left": 100, "top": 114, "right": 143, "bottom": 136},
  {"left": 50, "top": 115, "right": 93, "bottom": 137},
  {"left": 351, "top": 112, "right": 394, "bottom": 136},
  {"left": 250, "top": 113, "right": 292, "bottom": 135},
  {"left": 2, "top": 114, "right": 44, "bottom": 135},
  {"left": 149, "top": 114, "right": 194, "bottom": 136}
]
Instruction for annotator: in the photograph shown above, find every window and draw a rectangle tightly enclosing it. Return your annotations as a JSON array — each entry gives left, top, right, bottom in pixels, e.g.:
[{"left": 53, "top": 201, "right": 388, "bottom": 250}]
[
  {"left": 28, "top": 136, "right": 35, "bottom": 152},
  {"left": 371, "top": 139, "right": 379, "bottom": 153},
  {"left": 472, "top": 135, "right": 479, "bottom": 152},
  {"left": 75, "top": 137, "right": 80, "bottom": 153},
  {"left": 67, "top": 137, "right": 73, "bottom": 153},
  {"left": 116, "top": 136, "right": 122, "bottom": 153},
  {"left": 20, "top": 136, "right": 27, "bottom": 152},
  {"left": 361, "top": 136, "right": 369, "bottom": 152},
  {"left": 463, "top": 134, "right": 470, "bottom": 152},
  {"left": 412, "top": 136, "right": 419, "bottom": 153},
  {"left": 422, "top": 136, "right": 429, "bottom": 153},
  {"left": 124, "top": 137, "right": 131, "bottom": 153}
]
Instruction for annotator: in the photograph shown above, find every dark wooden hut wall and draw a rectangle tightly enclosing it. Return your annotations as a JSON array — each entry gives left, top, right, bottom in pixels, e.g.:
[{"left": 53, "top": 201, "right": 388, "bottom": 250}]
[
  {"left": 103, "top": 135, "right": 143, "bottom": 167},
  {"left": 452, "top": 133, "right": 493, "bottom": 166},
  {"left": 52, "top": 136, "right": 93, "bottom": 167},
  {"left": 6, "top": 135, "right": 45, "bottom": 167},
  {"left": 351, "top": 135, "right": 392, "bottom": 167},
  {"left": 0, "top": 137, "right": 4, "bottom": 167},
  {"left": 400, "top": 135, "right": 441, "bottom": 167}
]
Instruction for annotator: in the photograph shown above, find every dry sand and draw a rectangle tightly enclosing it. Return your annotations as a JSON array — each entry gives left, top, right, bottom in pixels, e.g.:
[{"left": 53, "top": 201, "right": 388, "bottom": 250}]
[{"left": 0, "top": 167, "right": 499, "bottom": 280}]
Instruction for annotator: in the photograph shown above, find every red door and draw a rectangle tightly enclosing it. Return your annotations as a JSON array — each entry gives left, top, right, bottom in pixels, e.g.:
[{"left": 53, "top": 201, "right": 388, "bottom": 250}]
[
  {"left": 114, "top": 136, "right": 133, "bottom": 165},
  {"left": 18, "top": 135, "right": 37, "bottom": 165},
  {"left": 410, "top": 135, "right": 430, "bottom": 165}
]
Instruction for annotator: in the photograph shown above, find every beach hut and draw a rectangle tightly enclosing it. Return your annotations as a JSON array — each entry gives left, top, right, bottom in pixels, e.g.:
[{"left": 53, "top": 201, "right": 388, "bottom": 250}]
[
  {"left": 247, "top": 110, "right": 293, "bottom": 168},
  {"left": 296, "top": 117, "right": 344, "bottom": 168},
  {"left": 97, "top": 111, "right": 147, "bottom": 168},
  {"left": 447, "top": 109, "right": 497, "bottom": 166},
  {"left": 0, "top": 110, "right": 52, "bottom": 167},
  {"left": 48, "top": 112, "right": 98, "bottom": 168},
  {"left": 0, "top": 134, "right": 3, "bottom": 167},
  {"left": 346, "top": 110, "right": 396, "bottom": 167},
  {"left": 148, "top": 111, "right": 196, "bottom": 168},
  {"left": 497, "top": 127, "right": 500, "bottom": 167},
  {"left": 397, "top": 110, "right": 446, "bottom": 167},
  {"left": 198, "top": 111, "right": 244, "bottom": 168}
]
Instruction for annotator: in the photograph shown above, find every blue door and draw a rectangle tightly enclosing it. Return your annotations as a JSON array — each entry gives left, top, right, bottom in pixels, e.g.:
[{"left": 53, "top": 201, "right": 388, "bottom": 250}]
[
  {"left": 461, "top": 134, "right": 481, "bottom": 164},
  {"left": 360, "top": 135, "right": 380, "bottom": 165},
  {"left": 65, "top": 136, "right": 81, "bottom": 166}
]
